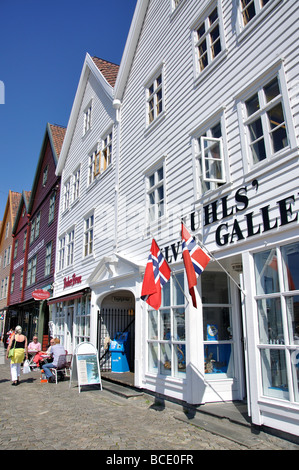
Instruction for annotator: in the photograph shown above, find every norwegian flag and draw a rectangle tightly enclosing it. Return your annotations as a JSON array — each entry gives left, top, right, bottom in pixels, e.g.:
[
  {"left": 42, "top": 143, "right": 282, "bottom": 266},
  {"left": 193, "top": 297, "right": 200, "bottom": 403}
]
[
  {"left": 141, "top": 239, "right": 171, "bottom": 310},
  {"left": 181, "top": 222, "right": 211, "bottom": 307}
]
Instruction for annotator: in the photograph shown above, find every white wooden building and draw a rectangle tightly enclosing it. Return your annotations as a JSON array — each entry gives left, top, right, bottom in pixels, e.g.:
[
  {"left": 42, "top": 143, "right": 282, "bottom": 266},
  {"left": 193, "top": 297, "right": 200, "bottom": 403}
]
[{"left": 52, "top": 0, "right": 299, "bottom": 436}]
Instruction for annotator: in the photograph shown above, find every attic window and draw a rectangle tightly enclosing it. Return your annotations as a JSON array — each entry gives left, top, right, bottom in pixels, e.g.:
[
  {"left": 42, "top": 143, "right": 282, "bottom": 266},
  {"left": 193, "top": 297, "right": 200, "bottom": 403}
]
[{"left": 43, "top": 165, "right": 48, "bottom": 186}]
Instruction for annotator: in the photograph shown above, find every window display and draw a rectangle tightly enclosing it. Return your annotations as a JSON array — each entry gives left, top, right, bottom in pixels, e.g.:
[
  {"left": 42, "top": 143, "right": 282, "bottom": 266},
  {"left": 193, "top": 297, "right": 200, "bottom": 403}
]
[
  {"left": 147, "top": 271, "right": 186, "bottom": 378},
  {"left": 201, "top": 271, "right": 234, "bottom": 378},
  {"left": 254, "top": 242, "right": 299, "bottom": 402}
]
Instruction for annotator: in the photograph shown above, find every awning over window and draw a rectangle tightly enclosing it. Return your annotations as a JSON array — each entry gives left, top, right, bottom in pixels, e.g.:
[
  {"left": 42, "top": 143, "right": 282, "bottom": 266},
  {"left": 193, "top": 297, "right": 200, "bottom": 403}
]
[{"left": 47, "top": 292, "right": 84, "bottom": 305}]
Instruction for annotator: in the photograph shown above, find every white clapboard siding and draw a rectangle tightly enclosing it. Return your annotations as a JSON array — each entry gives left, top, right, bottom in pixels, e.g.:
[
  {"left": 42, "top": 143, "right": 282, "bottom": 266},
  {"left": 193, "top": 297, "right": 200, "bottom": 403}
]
[
  {"left": 117, "top": 0, "right": 298, "bottom": 263},
  {"left": 54, "top": 65, "right": 117, "bottom": 298}
]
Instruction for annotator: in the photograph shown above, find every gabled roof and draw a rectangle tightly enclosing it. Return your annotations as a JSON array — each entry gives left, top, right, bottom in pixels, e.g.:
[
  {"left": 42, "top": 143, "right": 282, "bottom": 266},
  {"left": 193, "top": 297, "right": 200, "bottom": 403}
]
[
  {"left": 0, "top": 190, "right": 22, "bottom": 241},
  {"left": 12, "top": 190, "right": 31, "bottom": 235},
  {"left": 114, "top": 0, "right": 149, "bottom": 102},
  {"left": 56, "top": 53, "right": 119, "bottom": 175},
  {"left": 28, "top": 123, "right": 66, "bottom": 214},
  {"left": 91, "top": 57, "right": 119, "bottom": 88},
  {"left": 49, "top": 123, "right": 67, "bottom": 159}
]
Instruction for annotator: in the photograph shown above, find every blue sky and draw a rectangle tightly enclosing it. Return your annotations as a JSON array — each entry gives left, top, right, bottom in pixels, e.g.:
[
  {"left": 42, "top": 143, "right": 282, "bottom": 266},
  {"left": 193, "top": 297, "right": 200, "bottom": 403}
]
[{"left": 0, "top": 0, "right": 137, "bottom": 219}]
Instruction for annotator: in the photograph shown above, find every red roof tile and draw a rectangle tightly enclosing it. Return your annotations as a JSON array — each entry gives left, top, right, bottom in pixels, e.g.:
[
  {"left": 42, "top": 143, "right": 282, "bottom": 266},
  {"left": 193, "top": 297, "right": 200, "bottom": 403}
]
[
  {"left": 91, "top": 57, "right": 119, "bottom": 87},
  {"left": 49, "top": 124, "right": 66, "bottom": 158}
]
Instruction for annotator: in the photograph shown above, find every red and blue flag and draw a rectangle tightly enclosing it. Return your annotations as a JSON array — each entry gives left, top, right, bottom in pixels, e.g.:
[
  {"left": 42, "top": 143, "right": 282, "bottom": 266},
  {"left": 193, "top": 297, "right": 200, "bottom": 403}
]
[
  {"left": 181, "top": 222, "right": 211, "bottom": 307},
  {"left": 141, "top": 239, "right": 171, "bottom": 310}
]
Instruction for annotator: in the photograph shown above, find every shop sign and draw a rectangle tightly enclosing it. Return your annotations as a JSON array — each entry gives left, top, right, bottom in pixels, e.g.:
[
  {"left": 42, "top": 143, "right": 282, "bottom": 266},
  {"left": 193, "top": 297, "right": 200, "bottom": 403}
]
[
  {"left": 63, "top": 273, "right": 82, "bottom": 289},
  {"left": 161, "top": 179, "right": 298, "bottom": 261},
  {"left": 32, "top": 289, "right": 51, "bottom": 300}
]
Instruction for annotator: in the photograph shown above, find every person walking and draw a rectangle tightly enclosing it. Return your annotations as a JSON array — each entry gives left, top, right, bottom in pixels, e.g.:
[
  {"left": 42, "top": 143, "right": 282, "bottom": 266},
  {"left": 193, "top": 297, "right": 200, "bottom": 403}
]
[{"left": 6, "top": 326, "right": 28, "bottom": 385}]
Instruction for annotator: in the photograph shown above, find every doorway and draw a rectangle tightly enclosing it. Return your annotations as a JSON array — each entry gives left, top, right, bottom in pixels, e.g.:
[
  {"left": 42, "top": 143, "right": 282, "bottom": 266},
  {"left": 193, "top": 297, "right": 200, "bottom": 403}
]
[{"left": 98, "top": 291, "right": 135, "bottom": 373}]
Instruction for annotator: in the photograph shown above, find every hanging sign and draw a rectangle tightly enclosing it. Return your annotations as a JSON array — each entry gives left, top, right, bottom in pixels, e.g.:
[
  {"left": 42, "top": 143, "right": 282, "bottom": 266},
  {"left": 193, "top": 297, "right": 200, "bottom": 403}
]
[
  {"left": 32, "top": 289, "right": 51, "bottom": 300},
  {"left": 70, "top": 342, "right": 102, "bottom": 393}
]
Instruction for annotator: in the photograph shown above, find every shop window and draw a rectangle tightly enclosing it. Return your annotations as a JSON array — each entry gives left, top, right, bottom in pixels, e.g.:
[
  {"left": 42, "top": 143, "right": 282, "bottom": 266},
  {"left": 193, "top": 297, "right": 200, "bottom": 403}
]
[
  {"left": 254, "top": 242, "right": 299, "bottom": 402},
  {"left": 147, "top": 271, "right": 186, "bottom": 378},
  {"left": 75, "top": 294, "right": 91, "bottom": 346},
  {"left": 53, "top": 302, "right": 65, "bottom": 345},
  {"left": 201, "top": 271, "right": 234, "bottom": 378}
]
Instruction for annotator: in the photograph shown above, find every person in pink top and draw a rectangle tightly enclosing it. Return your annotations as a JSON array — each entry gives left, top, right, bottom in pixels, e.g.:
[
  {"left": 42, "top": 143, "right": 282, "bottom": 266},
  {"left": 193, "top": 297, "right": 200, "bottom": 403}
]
[{"left": 28, "top": 336, "right": 41, "bottom": 352}]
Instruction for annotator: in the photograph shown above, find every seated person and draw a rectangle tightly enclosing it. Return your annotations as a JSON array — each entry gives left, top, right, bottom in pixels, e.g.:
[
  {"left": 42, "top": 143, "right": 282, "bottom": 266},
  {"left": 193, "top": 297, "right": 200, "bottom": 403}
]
[
  {"left": 28, "top": 336, "right": 41, "bottom": 353},
  {"left": 33, "top": 338, "right": 55, "bottom": 367},
  {"left": 42, "top": 339, "right": 66, "bottom": 383}
]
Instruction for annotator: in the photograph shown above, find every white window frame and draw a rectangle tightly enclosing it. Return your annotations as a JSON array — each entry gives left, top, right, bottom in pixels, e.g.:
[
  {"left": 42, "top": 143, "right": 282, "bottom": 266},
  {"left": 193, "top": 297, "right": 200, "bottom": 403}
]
[
  {"left": 237, "top": 0, "right": 282, "bottom": 38},
  {"left": 145, "top": 158, "right": 166, "bottom": 224},
  {"left": 72, "top": 166, "right": 80, "bottom": 202},
  {"left": 42, "top": 165, "right": 48, "bottom": 186},
  {"left": 83, "top": 102, "right": 92, "bottom": 136},
  {"left": 147, "top": 271, "right": 186, "bottom": 379},
  {"left": 48, "top": 192, "right": 56, "bottom": 224},
  {"left": 44, "top": 241, "right": 52, "bottom": 276},
  {"left": 237, "top": 61, "right": 296, "bottom": 174},
  {"left": 192, "top": 110, "right": 228, "bottom": 199},
  {"left": 63, "top": 178, "right": 71, "bottom": 212},
  {"left": 58, "top": 236, "right": 65, "bottom": 271},
  {"left": 27, "top": 255, "right": 37, "bottom": 286},
  {"left": 88, "top": 149, "right": 97, "bottom": 186},
  {"left": 145, "top": 65, "right": 165, "bottom": 128},
  {"left": 101, "top": 130, "right": 113, "bottom": 172},
  {"left": 191, "top": 1, "right": 226, "bottom": 83},
  {"left": 83, "top": 213, "right": 94, "bottom": 258},
  {"left": 66, "top": 228, "right": 75, "bottom": 267}
]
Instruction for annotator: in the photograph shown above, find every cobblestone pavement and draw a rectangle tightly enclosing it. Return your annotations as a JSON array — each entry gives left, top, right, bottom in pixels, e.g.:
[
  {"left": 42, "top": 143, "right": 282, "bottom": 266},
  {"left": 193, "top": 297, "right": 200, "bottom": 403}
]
[{"left": 0, "top": 353, "right": 298, "bottom": 452}]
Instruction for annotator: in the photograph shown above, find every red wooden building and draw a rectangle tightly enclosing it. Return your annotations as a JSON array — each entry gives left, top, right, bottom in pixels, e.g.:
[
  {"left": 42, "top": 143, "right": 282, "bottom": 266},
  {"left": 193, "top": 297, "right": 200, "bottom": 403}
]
[{"left": 6, "top": 123, "right": 65, "bottom": 345}]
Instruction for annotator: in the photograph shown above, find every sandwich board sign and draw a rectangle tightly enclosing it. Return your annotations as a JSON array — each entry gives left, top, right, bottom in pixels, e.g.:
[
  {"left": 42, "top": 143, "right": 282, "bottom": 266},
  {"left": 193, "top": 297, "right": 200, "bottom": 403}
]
[{"left": 70, "top": 342, "right": 102, "bottom": 393}]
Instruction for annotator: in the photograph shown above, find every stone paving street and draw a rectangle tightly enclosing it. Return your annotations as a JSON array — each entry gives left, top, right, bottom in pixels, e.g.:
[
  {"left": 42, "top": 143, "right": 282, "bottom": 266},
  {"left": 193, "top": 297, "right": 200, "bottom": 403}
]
[{"left": 0, "top": 349, "right": 298, "bottom": 453}]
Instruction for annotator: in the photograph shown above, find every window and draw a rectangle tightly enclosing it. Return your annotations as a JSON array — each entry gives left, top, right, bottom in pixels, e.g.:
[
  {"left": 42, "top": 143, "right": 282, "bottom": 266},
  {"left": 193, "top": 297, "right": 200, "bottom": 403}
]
[
  {"left": 53, "top": 302, "right": 65, "bottom": 345},
  {"left": 10, "top": 274, "right": 15, "bottom": 294},
  {"left": 63, "top": 179, "right": 71, "bottom": 211},
  {"left": 84, "top": 214, "right": 94, "bottom": 257},
  {"left": 202, "top": 271, "right": 234, "bottom": 378},
  {"left": 193, "top": 4, "right": 223, "bottom": 76},
  {"left": 23, "top": 231, "right": 27, "bottom": 252},
  {"left": 254, "top": 242, "right": 299, "bottom": 402},
  {"left": 240, "top": 0, "right": 271, "bottom": 27},
  {"left": 44, "top": 242, "right": 52, "bottom": 276},
  {"left": 147, "top": 272, "right": 186, "bottom": 378},
  {"left": 73, "top": 167, "right": 80, "bottom": 201},
  {"left": 48, "top": 192, "right": 56, "bottom": 224},
  {"left": 30, "top": 213, "right": 41, "bottom": 243},
  {"left": 14, "top": 240, "right": 18, "bottom": 260},
  {"left": 66, "top": 229, "right": 75, "bottom": 266},
  {"left": 58, "top": 236, "right": 65, "bottom": 271},
  {"left": 193, "top": 118, "right": 226, "bottom": 198},
  {"left": 20, "top": 268, "right": 24, "bottom": 290},
  {"left": 42, "top": 165, "right": 48, "bottom": 186},
  {"left": 5, "top": 222, "right": 9, "bottom": 239},
  {"left": 244, "top": 76, "right": 289, "bottom": 166},
  {"left": 75, "top": 294, "right": 91, "bottom": 346},
  {"left": 147, "top": 164, "right": 165, "bottom": 222},
  {"left": 27, "top": 255, "right": 37, "bottom": 286},
  {"left": 146, "top": 70, "right": 164, "bottom": 126},
  {"left": 88, "top": 150, "right": 96, "bottom": 185},
  {"left": 102, "top": 132, "right": 112, "bottom": 171},
  {"left": 94, "top": 131, "right": 113, "bottom": 177},
  {"left": 83, "top": 103, "right": 92, "bottom": 135}
]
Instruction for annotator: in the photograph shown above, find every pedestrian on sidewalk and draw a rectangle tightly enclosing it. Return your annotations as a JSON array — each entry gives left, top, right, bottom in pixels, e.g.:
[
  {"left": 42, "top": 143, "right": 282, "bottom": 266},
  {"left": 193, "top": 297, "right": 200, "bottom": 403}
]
[
  {"left": 6, "top": 326, "right": 28, "bottom": 385},
  {"left": 42, "top": 338, "right": 65, "bottom": 383}
]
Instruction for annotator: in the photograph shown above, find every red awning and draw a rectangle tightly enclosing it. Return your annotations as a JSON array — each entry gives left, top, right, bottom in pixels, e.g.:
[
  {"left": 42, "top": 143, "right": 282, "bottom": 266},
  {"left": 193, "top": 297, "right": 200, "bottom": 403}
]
[{"left": 48, "top": 292, "right": 83, "bottom": 305}]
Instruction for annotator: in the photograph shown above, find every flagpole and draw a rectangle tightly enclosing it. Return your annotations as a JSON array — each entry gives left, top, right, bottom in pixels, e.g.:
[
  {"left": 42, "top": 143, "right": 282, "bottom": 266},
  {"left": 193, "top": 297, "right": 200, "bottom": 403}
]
[
  {"left": 196, "top": 236, "right": 246, "bottom": 296},
  {"left": 149, "top": 232, "right": 190, "bottom": 306},
  {"left": 178, "top": 218, "right": 246, "bottom": 296}
]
